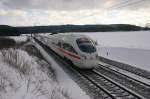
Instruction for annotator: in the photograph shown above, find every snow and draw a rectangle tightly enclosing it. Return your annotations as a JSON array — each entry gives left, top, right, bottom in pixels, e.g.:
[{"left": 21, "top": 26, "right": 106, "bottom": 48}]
[
  {"left": 9, "top": 36, "right": 28, "bottom": 43},
  {"left": 97, "top": 47, "right": 150, "bottom": 72},
  {"left": 0, "top": 48, "right": 72, "bottom": 99},
  {"left": 33, "top": 39, "right": 91, "bottom": 99},
  {"left": 83, "top": 31, "right": 150, "bottom": 50},
  {"left": 81, "top": 31, "right": 150, "bottom": 71}
]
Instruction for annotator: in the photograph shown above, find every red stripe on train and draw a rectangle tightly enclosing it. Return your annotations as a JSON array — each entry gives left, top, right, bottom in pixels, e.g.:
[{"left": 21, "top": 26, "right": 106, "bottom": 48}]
[{"left": 58, "top": 47, "right": 81, "bottom": 60}]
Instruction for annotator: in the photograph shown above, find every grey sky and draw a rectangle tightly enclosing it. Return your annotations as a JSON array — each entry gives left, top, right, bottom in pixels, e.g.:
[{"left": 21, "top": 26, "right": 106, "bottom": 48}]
[
  {"left": 0, "top": 0, "right": 150, "bottom": 26},
  {"left": 1, "top": 0, "right": 150, "bottom": 10},
  {"left": 1, "top": 0, "right": 102, "bottom": 10}
]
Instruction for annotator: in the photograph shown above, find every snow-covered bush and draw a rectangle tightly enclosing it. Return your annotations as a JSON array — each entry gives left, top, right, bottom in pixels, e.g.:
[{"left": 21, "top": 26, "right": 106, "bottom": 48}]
[
  {"left": 1, "top": 48, "right": 32, "bottom": 75},
  {"left": 0, "top": 49, "right": 72, "bottom": 99}
]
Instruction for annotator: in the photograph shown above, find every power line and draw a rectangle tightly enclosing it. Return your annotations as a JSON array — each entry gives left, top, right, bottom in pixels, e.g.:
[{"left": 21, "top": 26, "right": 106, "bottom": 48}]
[
  {"left": 108, "top": 0, "right": 132, "bottom": 9},
  {"left": 115, "top": 0, "right": 146, "bottom": 9},
  {"left": 108, "top": 0, "right": 146, "bottom": 10}
]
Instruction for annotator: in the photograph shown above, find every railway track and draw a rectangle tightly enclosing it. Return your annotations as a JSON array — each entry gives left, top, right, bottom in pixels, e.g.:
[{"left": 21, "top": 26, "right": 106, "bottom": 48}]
[
  {"left": 80, "top": 70, "right": 144, "bottom": 99},
  {"left": 95, "top": 65, "right": 150, "bottom": 99},
  {"left": 34, "top": 38, "right": 147, "bottom": 99},
  {"left": 97, "top": 63, "right": 150, "bottom": 86},
  {"left": 98, "top": 56, "right": 150, "bottom": 80}
]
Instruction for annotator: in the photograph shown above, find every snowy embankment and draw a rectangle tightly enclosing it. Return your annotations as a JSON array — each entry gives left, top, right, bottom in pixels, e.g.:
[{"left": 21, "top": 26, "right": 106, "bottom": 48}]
[
  {"left": 33, "top": 39, "right": 90, "bottom": 99},
  {"left": 0, "top": 47, "right": 72, "bottom": 99},
  {"left": 83, "top": 31, "right": 150, "bottom": 72},
  {"left": 84, "top": 31, "right": 150, "bottom": 50}
]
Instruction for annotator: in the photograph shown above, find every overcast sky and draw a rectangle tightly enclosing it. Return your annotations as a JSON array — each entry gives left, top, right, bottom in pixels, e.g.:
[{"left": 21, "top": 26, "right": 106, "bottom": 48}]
[{"left": 0, "top": 0, "right": 150, "bottom": 26}]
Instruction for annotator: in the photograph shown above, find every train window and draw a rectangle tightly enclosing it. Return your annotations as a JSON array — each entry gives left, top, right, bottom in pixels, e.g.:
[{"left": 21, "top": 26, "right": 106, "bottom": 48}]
[
  {"left": 76, "top": 38, "right": 96, "bottom": 53},
  {"left": 62, "top": 43, "right": 78, "bottom": 54},
  {"left": 78, "top": 43, "right": 96, "bottom": 53},
  {"left": 62, "top": 43, "right": 69, "bottom": 49},
  {"left": 58, "top": 42, "right": 61, "bottom": 47}
]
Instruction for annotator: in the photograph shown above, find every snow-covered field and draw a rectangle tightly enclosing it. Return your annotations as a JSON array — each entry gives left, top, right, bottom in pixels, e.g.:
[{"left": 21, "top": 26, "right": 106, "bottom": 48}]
[
  {"left": 84, "top": 31, "right": 150, "bottom": 71},
  {"left": 98, "top": 47, "right": 150, "bottom": 71},
  {"left": 84, "top": 31, "right": 150, "bottom": 50}
]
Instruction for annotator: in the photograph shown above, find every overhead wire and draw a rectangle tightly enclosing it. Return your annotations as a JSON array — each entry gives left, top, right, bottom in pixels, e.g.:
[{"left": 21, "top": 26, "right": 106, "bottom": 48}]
[
  {"left": 106, "top": 0, "right": 148, "bottom": 26},
  {"left": 108, "top": 0, "right": 147, "bottom": 10},
  {"left": 108, "top": 0, "right": 132, "bottom": 9}
]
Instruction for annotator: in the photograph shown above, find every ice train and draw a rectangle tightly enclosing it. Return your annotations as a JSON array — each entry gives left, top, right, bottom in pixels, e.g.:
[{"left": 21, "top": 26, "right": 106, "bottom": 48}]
[{"left": 36, "top": 33, "right": 99, "bottom": 69}]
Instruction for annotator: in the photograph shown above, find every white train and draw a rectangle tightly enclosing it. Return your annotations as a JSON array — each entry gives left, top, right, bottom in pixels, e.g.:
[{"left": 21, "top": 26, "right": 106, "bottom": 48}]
[{"left": 36, "top": 33, "right": 99, "bottom": 69}]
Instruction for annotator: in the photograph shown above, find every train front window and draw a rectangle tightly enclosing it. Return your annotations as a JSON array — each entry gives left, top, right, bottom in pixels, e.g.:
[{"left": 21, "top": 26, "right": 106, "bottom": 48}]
[{"left": 76, "top": 38, "right": 96, "bottom": 53}]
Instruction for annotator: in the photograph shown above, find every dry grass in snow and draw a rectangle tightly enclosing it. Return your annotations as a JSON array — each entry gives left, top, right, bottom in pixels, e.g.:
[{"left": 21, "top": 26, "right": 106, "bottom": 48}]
[{"left": 0, "top": 48, "right": 72, "bottom": 99}]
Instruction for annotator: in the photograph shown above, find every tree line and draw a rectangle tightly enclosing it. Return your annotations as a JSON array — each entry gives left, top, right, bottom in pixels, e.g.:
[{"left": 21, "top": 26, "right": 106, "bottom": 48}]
[{"left": 0, "top": 24, "right": 149, "bottom": 36}]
